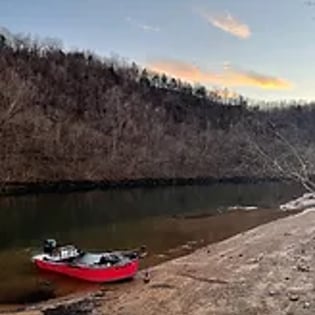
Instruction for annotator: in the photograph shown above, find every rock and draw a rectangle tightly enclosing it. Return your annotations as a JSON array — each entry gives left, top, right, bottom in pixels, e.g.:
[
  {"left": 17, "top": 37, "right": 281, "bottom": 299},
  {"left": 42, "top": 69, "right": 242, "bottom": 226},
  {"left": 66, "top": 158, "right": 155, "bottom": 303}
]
[
  {"left": 157, "top": 254, "right": 167, "bottom": 259},
  {"left": 93, "top": 291, "right": 105, "bottom": 298},
  {"left": 187, "top": 240, "right": 198, "bottom": 246},
  {"left": 168, "top": 247, "right": 180, "bottom": 254},
  {"left": 43, "top": 299, "right": 95, "bottom": 315},
  {"left": 257, "top": 253, "right": 264, "bottom": 261},
  {"left": 228, "top": 206, "right": 239, "bottom": 211},
  {"left": 244, "top": 206, "right": 258, "bottom": 211},
  {"left": 94, "top": 301, "right": 102, "bottom": 308},
  {"left": 280, "top": 193, "right": 315, "bottom": 211},
  {"left": 303, "top": 302, "right": 311, "bottom": 309},
  {"left": 238, "top": 277, "right": 247, "bottom": 286},
  {"left": 267, "top": 284, "right": 280, "bottom": 297},
  {"left": 15, "top": 307, "right": 26, "bottom": 312},
  {"left": 248, "top": 253, "right": 264, "bottom": 264},
  {"left": 288, "top": 292, "right": 300, "bottom": 302},
  {"left": 181, "top": 244, "right": 192, "bottom": 250},
  {"left": 297, "top": 260, "right": 310, "bottom": 272}
]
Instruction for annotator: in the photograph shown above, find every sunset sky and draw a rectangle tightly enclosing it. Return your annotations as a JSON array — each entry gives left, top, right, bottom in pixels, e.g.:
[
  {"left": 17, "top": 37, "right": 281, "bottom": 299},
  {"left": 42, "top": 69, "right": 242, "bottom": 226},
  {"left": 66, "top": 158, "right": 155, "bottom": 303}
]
[{"left": 1, "top": 0, "right": 315, "bottom": 101}]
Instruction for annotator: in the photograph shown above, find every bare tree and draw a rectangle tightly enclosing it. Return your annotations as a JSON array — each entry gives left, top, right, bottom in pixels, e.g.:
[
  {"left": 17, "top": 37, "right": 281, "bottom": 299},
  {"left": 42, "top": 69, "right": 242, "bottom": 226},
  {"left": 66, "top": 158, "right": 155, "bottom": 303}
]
[
  {"left": 0, "top": 69, "right": 36, "bottom": 127},
  {"left": 240, "top": 115, "right": 315, "bottom": 192}
]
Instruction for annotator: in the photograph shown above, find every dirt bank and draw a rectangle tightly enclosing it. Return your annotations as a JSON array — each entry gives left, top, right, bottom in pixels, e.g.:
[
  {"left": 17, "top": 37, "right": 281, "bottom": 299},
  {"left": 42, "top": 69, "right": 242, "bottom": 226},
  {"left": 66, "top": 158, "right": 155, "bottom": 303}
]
[{"left": 5, "top": 209, "right": 315, "bottom": 315}]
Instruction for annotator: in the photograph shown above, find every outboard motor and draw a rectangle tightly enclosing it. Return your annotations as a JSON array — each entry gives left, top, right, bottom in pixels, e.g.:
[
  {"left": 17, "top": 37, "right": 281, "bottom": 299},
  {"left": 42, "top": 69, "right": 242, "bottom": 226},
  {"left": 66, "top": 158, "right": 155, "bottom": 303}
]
[{"left": 43, "top": 239, "right": 57, "bottom": 254}]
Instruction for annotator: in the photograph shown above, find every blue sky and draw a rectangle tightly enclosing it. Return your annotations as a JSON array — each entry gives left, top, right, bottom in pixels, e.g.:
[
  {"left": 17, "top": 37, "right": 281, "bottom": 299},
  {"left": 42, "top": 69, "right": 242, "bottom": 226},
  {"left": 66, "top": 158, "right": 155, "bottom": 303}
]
[{"left": 1, "top": 0, "right": 315, "bottom": 101}]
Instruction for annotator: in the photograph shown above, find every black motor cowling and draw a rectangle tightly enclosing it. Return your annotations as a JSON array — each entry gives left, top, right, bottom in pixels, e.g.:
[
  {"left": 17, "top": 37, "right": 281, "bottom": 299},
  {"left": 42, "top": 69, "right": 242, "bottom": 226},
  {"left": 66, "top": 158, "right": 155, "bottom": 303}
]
[
  {"left": 43, "top": 239, "right": 57, "bottom": 254},
  {"left": 124, "top": 251, "right": 138, "bottom": 260}
]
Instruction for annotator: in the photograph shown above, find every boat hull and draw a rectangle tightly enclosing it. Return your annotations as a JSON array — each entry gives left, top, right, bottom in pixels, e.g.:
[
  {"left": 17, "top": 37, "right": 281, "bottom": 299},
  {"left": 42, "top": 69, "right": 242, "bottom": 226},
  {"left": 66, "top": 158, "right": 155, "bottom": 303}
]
[{"left": 34, "top": 258, "right": 139, "bottom": 283}]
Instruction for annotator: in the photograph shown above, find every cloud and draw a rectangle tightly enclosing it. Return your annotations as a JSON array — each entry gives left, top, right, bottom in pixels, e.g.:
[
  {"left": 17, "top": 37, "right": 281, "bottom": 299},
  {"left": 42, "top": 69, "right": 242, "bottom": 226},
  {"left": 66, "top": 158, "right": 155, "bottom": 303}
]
[
  {"left": 200, "top": 10, "right": 251, "bottom": 39},
  {"left": 304, "top": 0, "right": 315, "bottom": 6},
  {"left": 148, "top": 59, "right": 292, "bottom": 90},
  {"left": 223, "top": 61, "right": 232, "bottom": 70},
  {"left": 126, "top": 17, "right": 160, "bottom": 33}
]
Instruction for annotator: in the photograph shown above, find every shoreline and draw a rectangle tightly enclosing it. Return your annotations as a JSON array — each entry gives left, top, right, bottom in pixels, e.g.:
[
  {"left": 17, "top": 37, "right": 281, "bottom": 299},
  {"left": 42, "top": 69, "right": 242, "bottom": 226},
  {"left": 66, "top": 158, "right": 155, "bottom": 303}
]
[
  {"left": 5, "top": 208, "right": 315, "bottom": 315},
  {"left": 0, "top": 176, "right": 283, "bottom": 197}
]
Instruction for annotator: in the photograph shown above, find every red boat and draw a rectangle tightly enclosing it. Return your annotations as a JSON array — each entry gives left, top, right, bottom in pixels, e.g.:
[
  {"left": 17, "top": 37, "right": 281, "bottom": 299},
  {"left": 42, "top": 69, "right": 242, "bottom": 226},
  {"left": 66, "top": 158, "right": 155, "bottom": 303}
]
[{"left": 32, "top": 239, "right": 140, "bottom": 283}]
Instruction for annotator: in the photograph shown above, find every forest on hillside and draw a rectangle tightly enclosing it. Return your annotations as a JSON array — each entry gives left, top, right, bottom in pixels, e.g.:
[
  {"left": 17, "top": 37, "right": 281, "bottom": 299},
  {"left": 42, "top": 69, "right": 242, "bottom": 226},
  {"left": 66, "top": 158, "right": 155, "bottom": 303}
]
[{"left": 1, "top": 33, "right": 315, "bottom": 187}]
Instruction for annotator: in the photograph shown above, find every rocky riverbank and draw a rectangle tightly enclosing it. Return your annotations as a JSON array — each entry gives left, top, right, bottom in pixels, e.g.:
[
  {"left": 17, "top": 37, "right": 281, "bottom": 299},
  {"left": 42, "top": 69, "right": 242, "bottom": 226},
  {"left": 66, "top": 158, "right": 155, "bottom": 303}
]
[{"left": 5, "top": 207, "right": 315, "bottom": 315}]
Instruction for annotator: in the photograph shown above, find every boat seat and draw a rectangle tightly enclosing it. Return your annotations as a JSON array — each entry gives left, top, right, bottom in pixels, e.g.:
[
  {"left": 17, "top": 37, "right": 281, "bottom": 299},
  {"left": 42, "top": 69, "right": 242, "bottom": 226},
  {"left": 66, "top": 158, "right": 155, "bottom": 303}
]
[{"left": 98, "top": 254, "right": 120, "bottom": 265}]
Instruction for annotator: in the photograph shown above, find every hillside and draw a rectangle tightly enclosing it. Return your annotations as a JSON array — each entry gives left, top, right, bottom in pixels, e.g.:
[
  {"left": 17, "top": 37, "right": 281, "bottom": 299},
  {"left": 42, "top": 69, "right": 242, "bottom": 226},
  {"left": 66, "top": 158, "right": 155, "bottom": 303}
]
[{"left": 0, "top": 32, "right": 315, "bottom": 188}]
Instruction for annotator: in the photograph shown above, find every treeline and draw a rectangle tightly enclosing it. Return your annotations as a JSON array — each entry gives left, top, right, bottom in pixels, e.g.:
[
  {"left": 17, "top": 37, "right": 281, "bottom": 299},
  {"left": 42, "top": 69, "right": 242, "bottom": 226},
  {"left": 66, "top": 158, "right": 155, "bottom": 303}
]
[{"left": 0, "top": 33, "right": 315, "bottom": 185}]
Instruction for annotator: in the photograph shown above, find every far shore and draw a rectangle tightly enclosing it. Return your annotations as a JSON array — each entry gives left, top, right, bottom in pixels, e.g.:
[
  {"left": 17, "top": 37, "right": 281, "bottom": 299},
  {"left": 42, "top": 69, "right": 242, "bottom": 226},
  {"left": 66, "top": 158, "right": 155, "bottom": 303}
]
[{"left": 0, "top": 176, "right": 284, "bottom": 197}]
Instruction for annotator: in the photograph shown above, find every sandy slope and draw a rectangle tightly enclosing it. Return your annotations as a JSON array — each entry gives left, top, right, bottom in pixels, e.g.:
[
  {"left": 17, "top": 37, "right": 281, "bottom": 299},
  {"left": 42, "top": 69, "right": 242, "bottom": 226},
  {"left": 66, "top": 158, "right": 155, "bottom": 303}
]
[{"left": 5, "top": 209, "right": 315, "bottom": 315}]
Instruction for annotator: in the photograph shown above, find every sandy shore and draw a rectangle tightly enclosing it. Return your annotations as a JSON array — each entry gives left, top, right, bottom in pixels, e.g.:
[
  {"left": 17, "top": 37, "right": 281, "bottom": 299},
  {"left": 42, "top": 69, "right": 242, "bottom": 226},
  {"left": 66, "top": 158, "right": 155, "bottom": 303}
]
[{"left": 4, "top": 208, "right": 315, "bottom": 315}]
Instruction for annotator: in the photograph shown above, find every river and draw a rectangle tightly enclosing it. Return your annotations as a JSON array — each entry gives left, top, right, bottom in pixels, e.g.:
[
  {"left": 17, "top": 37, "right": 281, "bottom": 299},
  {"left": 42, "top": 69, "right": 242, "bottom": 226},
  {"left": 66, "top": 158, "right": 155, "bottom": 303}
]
[{"left": 0, "top": 181, "right": 303, "bottom": 307}]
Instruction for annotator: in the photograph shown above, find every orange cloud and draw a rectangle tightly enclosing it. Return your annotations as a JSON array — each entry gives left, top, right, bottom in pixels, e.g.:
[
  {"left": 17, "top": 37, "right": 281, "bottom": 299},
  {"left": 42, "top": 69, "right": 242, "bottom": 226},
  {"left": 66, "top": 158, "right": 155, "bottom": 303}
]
[
  {"left": 200, "top": 11, "right": 251, "bottom": 39},
  {"left": 148, "top": 59, "right": 292, "bottom": 90},
  {"left": 228, "top": 69, "right": 292, "bottom": 90}
]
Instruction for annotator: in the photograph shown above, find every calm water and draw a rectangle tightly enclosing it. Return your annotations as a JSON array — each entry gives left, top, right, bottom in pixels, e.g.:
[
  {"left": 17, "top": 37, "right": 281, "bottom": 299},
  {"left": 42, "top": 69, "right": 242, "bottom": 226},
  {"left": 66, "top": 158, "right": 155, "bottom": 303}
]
[{"left": 0, "top": 182, "right": 303, "bottom": 306}]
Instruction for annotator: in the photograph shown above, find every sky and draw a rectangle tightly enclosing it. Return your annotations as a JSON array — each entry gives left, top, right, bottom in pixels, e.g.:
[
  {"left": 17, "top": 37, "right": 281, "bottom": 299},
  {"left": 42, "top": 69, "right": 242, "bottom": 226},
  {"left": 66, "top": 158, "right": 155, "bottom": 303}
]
[{"left": 1, "top": 0, "right": 315, "bottom": 101}]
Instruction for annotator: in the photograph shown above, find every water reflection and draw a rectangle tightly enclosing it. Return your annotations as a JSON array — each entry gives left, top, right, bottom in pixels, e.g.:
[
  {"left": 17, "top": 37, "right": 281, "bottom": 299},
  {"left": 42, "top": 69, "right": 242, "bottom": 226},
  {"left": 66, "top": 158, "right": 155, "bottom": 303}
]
[{"left": 0, "top": 182, "right": 302, "bottom": 250}]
